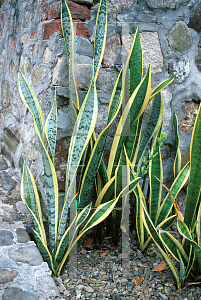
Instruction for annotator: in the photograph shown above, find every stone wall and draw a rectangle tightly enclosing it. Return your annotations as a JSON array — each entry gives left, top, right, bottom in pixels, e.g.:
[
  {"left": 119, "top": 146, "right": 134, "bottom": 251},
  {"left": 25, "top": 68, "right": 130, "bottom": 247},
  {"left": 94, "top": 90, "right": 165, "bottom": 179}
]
[{"left": 0, "top": 0, "right": 200, "bottom": 195}]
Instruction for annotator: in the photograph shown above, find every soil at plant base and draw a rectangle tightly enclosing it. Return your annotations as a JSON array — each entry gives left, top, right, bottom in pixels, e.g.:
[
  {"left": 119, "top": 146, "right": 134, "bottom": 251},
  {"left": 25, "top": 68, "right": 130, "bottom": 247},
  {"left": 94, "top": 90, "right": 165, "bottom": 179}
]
[{"left": 3, "top": 194, "right": 201, "bottom": 300}]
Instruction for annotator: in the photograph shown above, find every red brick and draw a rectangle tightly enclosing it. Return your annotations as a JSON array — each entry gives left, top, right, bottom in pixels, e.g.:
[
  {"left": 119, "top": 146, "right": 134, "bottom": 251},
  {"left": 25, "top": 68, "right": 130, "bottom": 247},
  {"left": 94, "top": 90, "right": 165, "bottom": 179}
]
[
  {"left": 189, "top": 5, "right": 201, "bottom": 32},
  {"left": 31, "top": 31, "right": 37, "bottom": 39},
  {"left": 0, "top": 28, "right": 5, "bottom": 41},
  {"left": 43, "top": 19, "right": 62, "bottom": 40},
  {"left": 42, "top": 1, "right": 90, "bottom": 22},
  {"left": 0, "top": 12, "right": 4, "bottom": 22},
  {"left": 102, "top": 33, "right": 121, "bottom": 66},
  {"left": 66, "top": 1, "right": 90, "bottom": 21},
  {"left": 74, "top": 20, "right": 92, "bottom": 38},
  {"left": 9, "top": 38, "right": 16, "bottom": 49}
]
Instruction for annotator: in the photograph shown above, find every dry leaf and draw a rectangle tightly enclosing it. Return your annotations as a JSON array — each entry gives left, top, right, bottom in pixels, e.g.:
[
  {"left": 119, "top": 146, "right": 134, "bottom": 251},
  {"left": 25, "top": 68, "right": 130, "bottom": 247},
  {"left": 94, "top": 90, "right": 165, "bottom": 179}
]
[
  {"left": 83, "top": 237, "right": 93, "bottom": 247},
  {"left": 135, "top": 278, "right": 144, "bottom": 286},
  {"left": 152, "top": 259, "right": 175, "bottom": 272},
  {"left": 99, "top": 250, "right": 110, "bottom": 257}
]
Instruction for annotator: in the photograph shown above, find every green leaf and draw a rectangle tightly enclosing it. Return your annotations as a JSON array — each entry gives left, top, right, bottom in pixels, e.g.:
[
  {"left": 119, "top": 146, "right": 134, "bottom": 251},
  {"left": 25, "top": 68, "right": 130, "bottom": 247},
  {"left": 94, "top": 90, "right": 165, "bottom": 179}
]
[
  {"left": 141, "top": 197, "right": 180, "bottom": 289},
  {"left": 18, "top": 72, "right": 59, "bottom": 252},
  {"left": 184, "top": 103, "right": 201, "bottom": 229},
  {"left": 21, "top": 163, "right": 46, "bottom": 243},
  {"left": 177, "top": 249, "right": 186, "bottom": 288},
  {"left": 141, "top": 215, "right": 177, "bottom": 252},
  {"left": 58, "top": 77, "right": 98, "bottom": 240},
  {"left": 93, "top": 0, "right": 107, "bottom": 80},
  {"left": 129, "top": 27, "right": 143, "bottom": 96},
  {"left": 33, "top": 229, "right": 55, "bottom": 274},
  {"left": 45, "top": 89, "right": 58, "bottom": 163},
  {"left": 172, "top": 113, "right": 181, "bottom": 179},
  {"left": 61, "top": 0, "right": 79, "bottom": 110},
  {"left": 107, "top": 65, "right": 151, "bottom": 179},
  {"left": 78, "top": 71, "right": 122, "bottom": 207},
  {"left": 18, "top": 72, "right": 45, "bottom": 143},
  {"left": 160, "top": 231, "right": 188, "bottom": 263},
  {"left": 150, "top": 76, "right": 174, "bottom": 100},
  {"left": 157, "top": 162, "right": 190, "bottom": 225},
  {"left": 149, "top": 127, "right": 163, "bottom": 226},
  {"left": 136, "top": 91, "right": 163, "bottom": 172}
]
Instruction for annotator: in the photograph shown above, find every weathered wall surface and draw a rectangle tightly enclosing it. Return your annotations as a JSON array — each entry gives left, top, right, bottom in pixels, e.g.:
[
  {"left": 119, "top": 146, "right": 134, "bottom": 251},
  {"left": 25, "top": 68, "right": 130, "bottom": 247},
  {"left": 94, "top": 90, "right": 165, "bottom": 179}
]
[{"left": 0, "top": 0, "right": 201, "bottom": 195}]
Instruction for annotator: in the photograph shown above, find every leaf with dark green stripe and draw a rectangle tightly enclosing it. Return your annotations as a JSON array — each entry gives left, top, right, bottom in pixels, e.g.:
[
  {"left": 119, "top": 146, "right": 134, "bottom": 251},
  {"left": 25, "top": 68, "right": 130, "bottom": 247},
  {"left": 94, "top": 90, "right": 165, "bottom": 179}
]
[
  {"left": 160, "top": 231, "right": 188, "bottom": 263},
  {"left": 93, "top": 0, "right": 107, "bottom": 79},
  {"left": 141, "top": 197, "right": 180, "bottom": 289},
  {"left": 129, "top": 27, "right": 143, "bottom": 96},
  {"left": 107, "top": 66, "right": 151, "bottom": 179},
  {"left": 58, "top": 78, "right": 98, "bottom": 240},
  {"left": 149, "top": 128, "right": 163, "bottom": 226},
  {"left": 157, "top": 162, "right": 190, "bottom": 225},
  {"left": 173, "top": 113, "right": 181, "bottom": 179},
  {"left": 150, "top": 76, "right": 174, "bottom": 100},
  {"left": 78, "top": 71, "right": 122, "bottom": 207},
  {"left": 184, "top": 103, "right": 201, "bottom": 230},
  {"left": 136, "top": 91, "right": 163, "bottom": 171},
  {"left": 45, "top": 89, "right": 58, "bottom": 163},
  {"left": 126, "top": 115, "right": 143, "bottom": 164},
  {"left": 61, "top": 0, "right": 79, "bottom": 110},
  {"left": 21, "top": 163, "right": 46, "bottom": 243},
  {"left": 177, "top": 249, "right": 186, "bottom": 288},
  {"left": 141, "top": 215, "right": 177, "bottom": 252},
  {"left": 18, "top": 72, "right": 45, "bottom": 143},
  {"left": 19, "top": 73, "right": 59, "bottom": 252},
  {"left": 82, "top": 177, "right": 140, "bottom": 234},
  {"left": 33, "top": 229, "right": 55, "bottom": 274}
]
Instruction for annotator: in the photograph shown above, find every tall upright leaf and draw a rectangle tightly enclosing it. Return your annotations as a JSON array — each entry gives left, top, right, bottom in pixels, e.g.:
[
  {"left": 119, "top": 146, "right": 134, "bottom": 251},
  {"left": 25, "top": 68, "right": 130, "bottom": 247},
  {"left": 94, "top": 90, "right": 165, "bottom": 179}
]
[{"left": 184, "top": 103, "right": 201, "bottom": 230}]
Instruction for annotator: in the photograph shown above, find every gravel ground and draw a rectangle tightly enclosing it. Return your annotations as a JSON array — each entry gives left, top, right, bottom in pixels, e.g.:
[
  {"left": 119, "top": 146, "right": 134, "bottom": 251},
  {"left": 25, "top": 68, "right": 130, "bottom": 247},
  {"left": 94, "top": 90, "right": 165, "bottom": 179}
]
[{"left": 53, "top": 231, "right": 201, "bottom": 300}]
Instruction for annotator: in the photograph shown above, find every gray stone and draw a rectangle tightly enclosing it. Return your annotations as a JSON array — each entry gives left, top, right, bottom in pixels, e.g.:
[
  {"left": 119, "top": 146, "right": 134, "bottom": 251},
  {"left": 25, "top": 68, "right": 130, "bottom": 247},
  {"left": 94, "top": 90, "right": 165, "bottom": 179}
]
[
  {"left": 2, "top": 287, "right": 37, "bottom": 300},
  {"left": 122, "top": 32, "right": 163, "bottom": 74},
  {"left": 0, "top": 158, "right": 8, "bottom": 170},
  {"left": 166, "top": 21, "right": 192, "bottom": 52},
  {"left": 146, "top": 0, "right": 189, "bottom": 9},
  {"left": 0, "top": 171, "right": 16, "bottom": 191},
  {"left": 2, "top": 81, "right": 11, "bottom": 115},
  {"left": 168, "top": 54, "right": 190, "bottom": 83},
  {"left": 0, "top": 230, "right": 14, "bottom": 246},
  {"left": 8, "top": 245, "right": 44, "bottom": 266},
  {"left": 0, "top": 50, "right": 7, "bottom": 73},
  {"left": 2, "top": 206, "right": 19, "bottom": 222},
  {"left": 20, "top": 54, "right": 31, "bottom": 76},
  {"left": 12, "top": 87, "right": 26, "bottom": 120},
  {"left": 76, "top": 36, "right": 94, "bottom": 58},
  {"left": 52, "top": 55, "right": 69, "bottom": 86},
  {"left": 21, "top": 124, "right": 39, "bottom": 160},
  {"left": 16, "top": 201, "right": 29, "bottom": 214},
  {"left": 0, "top": 267, "right": 18, "bottom": 284},
  {"left": 16, "top": 228, "right": 30, "bottom": 243}
]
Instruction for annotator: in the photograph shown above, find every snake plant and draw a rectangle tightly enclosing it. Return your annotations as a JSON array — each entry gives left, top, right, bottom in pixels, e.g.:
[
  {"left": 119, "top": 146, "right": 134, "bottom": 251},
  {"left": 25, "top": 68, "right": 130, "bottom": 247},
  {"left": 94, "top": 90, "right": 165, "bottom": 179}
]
[
  {"left": 19, "top": 0, "right": 141, "bottom": 276},
  {"left": 141, "top": 106, "right": 201, "bottom": 289}
]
